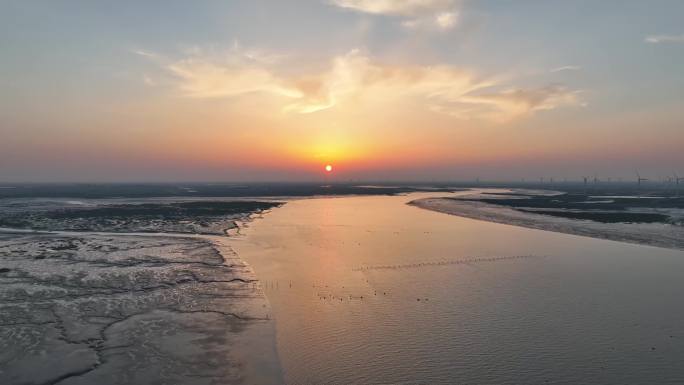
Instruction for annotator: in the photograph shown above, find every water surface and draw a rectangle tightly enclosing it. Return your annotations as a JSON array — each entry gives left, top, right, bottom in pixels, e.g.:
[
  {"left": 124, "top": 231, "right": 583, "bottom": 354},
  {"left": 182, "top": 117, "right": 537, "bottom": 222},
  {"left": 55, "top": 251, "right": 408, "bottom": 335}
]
[{"left": 230, "top": 192, "right": 684, "bottom": 384}]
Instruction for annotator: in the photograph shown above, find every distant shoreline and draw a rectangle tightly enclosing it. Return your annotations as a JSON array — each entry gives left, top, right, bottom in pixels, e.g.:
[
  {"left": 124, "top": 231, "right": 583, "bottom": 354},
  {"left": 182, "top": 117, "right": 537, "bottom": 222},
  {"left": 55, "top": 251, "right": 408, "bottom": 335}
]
[{"left": 410, "top": 197, "right": 684, "bottom": 251}]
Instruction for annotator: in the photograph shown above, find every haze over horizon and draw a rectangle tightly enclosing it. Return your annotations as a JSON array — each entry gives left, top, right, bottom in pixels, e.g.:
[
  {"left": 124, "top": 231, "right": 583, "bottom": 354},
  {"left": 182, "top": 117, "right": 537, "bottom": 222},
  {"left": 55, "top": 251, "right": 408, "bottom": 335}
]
[{"left": 2, "top": 0, "right": 683, "bottom": 182}]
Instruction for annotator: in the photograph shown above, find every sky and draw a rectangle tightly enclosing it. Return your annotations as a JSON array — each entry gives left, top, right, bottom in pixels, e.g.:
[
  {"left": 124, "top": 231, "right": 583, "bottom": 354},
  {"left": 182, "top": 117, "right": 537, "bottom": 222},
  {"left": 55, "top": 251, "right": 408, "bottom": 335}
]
[{"left": 1, "top": 0, "right": 683, "bottom": 182}]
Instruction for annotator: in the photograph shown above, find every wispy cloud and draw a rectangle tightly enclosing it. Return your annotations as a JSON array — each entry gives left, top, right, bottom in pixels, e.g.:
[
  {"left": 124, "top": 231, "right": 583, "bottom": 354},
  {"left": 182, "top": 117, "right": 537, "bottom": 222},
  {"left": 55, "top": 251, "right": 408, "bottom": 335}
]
[
  {"left": 402, "top": 11, "right": 458, "bottom": 31},
  {"left": 167, "top": 59, "right": 302, "bottom": 99},
  {"left": 281, "top": 49, "right": 496, "bottom": 114},
  {"left": 550, "top": 65, "right": 581, "bottom": 73},
  {"left": 330, "top": 0, "right": 459, "bottom": 30},
  {"left": 435, "top": 12, "right": 458, "bottom": 29},
  {"left": 457, "top": 85, "right": 583, "bottom": 121},
  {"left": 645, "top": 34, "right": 684, "bottom": 44},
  {"left": 132, "top": 49, "right": 160, "bottom": 59},
  {"left": 141, "top": 45, "right": 581, "bottom": 121},
  {"left": 330, "top": 0, "right": 454, "bottom": 16},
  {"left": 143, "top": 74, "right": 156, "bottom": 86}
]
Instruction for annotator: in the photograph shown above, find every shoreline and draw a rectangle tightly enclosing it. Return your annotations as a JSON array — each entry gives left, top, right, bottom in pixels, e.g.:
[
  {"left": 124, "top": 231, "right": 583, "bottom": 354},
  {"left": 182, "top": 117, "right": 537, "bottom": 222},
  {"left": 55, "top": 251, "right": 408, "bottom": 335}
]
[
  {"left": 0, "top": 220, "right": 283, "bottom": 384},
  {"left": 410, "top": 197, "right": 684, "bottom": 251}
]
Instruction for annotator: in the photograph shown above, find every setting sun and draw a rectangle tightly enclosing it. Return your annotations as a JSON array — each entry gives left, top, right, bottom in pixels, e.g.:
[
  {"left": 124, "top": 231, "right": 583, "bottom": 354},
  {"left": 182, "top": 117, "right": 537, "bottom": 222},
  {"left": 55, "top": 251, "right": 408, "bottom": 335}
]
[{"left": 325, "top": 164, "right": 333, "bottom": 172}]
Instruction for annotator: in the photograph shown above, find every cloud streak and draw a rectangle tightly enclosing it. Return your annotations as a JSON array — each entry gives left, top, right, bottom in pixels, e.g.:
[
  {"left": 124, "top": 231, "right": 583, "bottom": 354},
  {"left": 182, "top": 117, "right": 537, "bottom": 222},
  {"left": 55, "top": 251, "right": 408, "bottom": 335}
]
[
  {"left": 132, "top": 49, "right": 160, "bottom": 59},
  {"left": 645, "top": 34, "right": 684, "bottom": 44},
  {"left": 550, "top": 65, "right": 581, "bottom": 73},
  {"left": 148, "top": 46, "right": 581, "bottom": 122},
  {"left": 330, "top": 0, "right": 454, "bottom": 16},
  {"left": 458, "top": 85, "right": 583, "bottom": 121},
  {"left": 330, "top": 0, "right": 459, "bottom": 30}
]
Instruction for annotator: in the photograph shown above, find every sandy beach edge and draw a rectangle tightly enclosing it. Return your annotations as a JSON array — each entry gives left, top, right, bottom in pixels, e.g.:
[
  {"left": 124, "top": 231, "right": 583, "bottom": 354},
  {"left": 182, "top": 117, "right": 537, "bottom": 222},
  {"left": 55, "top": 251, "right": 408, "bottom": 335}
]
[{"left": 409, "top": 197, "right": 684, "bottom": 251}]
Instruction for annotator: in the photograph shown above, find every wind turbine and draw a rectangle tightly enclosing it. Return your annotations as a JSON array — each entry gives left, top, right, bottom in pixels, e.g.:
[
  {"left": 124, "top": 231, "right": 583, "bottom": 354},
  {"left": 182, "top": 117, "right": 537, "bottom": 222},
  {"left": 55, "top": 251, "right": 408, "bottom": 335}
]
[
  {"left": 581, "top": 176, "right": 589, "bottom": 194},
  {"left": 675, "top": 173, "right": 684, "bottom": 185},
  {"left": 636, "top": 171, "right": 648, "bottom": 186},
  {"left": 674, "top": 173, "right": 684, "bottom": 196}
]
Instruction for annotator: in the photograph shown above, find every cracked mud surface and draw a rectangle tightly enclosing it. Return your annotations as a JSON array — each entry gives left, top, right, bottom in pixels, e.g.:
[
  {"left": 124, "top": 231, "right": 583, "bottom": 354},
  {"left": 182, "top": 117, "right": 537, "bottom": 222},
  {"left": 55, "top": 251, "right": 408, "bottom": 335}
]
[{"left": 0, "top": 232, "right": 280, "bottom": 385}]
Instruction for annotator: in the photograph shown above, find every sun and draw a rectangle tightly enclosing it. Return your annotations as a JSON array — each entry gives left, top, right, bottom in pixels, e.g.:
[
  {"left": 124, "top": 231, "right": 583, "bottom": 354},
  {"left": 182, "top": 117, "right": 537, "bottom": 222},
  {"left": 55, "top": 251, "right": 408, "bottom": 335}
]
[{"left": 325, "top": 164, "right": 333, "bottom": 172}]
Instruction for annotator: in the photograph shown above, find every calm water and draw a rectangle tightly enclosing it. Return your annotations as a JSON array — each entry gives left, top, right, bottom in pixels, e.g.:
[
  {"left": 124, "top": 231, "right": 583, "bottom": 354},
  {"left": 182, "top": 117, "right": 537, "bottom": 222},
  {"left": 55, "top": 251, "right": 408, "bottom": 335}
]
[{"left": 230, "top": 192, "right": 684, "bottom": 385}]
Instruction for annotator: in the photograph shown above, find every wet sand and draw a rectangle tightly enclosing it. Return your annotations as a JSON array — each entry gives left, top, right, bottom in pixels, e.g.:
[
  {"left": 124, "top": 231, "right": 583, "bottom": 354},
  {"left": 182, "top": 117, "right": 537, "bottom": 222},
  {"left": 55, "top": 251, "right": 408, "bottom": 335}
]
[
  {"left": 411, "top": 195, "right": 684, "bottom": 250},
  {"left": 0, "top": 229, "right": 282, "bottom": 385}
]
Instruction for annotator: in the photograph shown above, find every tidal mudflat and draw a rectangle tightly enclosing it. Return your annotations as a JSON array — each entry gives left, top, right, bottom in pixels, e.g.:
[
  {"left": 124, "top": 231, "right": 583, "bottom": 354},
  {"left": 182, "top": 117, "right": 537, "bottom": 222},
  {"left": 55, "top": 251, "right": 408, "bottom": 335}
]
[
  {"left": 0, "top": 199, "right": 283, "bottom": 385},
  {"left": 0, "top": 199, "right": 282, "bottom": 235},
  {"left": 411, "top": 189, "right": 684, "bottom": 250},
  {"left": 230, "top": 192, "right": 684, "bottom": 385}
]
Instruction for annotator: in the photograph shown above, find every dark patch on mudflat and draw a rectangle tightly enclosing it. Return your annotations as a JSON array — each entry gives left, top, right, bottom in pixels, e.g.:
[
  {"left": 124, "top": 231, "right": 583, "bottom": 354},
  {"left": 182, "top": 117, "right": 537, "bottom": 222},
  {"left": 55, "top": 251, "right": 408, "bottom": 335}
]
[
  {"left": 455, "top": 191, "right": 684, "bottom": 225},
  {"left": 459, "top": 194, "right": 684, "bottom": 211},
  {"left": 0, "top": 201, "right": 283, "bottom": 235},
  {"left": 518, "top": 209, "right": 670, "bottom": 224},
  {"left": 46, "top": 201, "right": 281, "bottom": 219}
]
